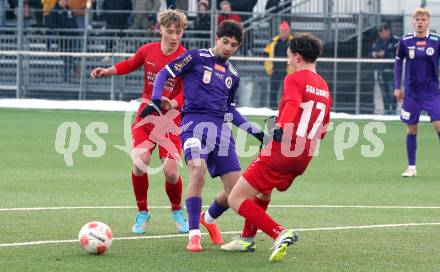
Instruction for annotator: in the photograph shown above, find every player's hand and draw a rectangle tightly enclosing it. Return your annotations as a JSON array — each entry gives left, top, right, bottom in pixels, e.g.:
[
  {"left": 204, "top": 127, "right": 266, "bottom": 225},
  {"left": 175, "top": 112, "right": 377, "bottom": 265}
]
[
  {"left": 253, "top": 131, "right": 270, "bottom": 151},
  {"left": 272, "top": 127, "right": 283, "bottom": 142},
  {"left": 377, "top": 50, "right": 385, "bottom": 58},
  {"left": 161, "top": 96, "right": 178, "bottom": 111},
  {"left": 90, "top": 67, "right": 109, "bottom": 78},
  {"left": 253, "top": 131, "right": 265, "bottom": 143},
  {"left": 394, "top": 89, "right": 404, "bottom": 102},
  {"left": 139, "top": 99, "right": 162, "bottom": 118}
]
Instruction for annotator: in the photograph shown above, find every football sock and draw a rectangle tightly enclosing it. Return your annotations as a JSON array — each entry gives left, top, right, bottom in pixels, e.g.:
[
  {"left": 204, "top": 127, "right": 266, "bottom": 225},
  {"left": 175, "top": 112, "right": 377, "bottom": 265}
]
[
  {"left": 132, "top": 172, "right": 149, "bottom": 212},
  {"left": 165, "top": 177, "right": 182, "bottom": 211},
  {"left": 237, "top": 199, "right": 284, "bottom": 240},
  {"left": 406, "top": 134, "right": 417, "bottom": 166},
  {"left": 437, "top": 132, "right": 440, "bottom": 142},
  {"left": 205, "top": 199, "right": 228, "bottom": 224},
  {"left": 186, "top": 197, "right": 202, "bottom": 231},
  {"left": 241, "top": 197, "right": 270, "bottom": 238}
]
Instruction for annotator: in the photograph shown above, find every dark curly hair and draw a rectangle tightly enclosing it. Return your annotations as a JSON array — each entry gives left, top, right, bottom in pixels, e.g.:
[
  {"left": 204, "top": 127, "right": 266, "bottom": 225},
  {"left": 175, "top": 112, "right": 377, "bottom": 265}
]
[
  {"left": 289, "top": 32, "right": 324, "bottom": 63},
  {"left": 216, "top": 20, "right": 244, "bottom": 44}
]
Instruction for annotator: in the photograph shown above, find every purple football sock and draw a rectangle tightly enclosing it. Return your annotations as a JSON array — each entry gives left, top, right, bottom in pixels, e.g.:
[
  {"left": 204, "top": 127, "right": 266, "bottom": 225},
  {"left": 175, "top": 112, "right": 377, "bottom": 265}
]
[
  {"left": 186, "top": 197, "right": 202, "bottom": 231},
  {"left": 207, "top": 199, "right": 228, "bottom": 220},
  {"left": 406, "top": 134, "right": 417, "bottom": 166}
]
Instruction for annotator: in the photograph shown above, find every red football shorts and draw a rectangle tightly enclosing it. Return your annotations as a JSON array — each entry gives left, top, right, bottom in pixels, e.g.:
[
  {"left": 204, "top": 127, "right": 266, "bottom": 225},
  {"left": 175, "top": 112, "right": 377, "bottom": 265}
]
[
  {"left": 243, "top": 142, "right": 311, "bottom": 195},
  {"left": 131, "top": 123, "right": 182, "bottom": 160}
]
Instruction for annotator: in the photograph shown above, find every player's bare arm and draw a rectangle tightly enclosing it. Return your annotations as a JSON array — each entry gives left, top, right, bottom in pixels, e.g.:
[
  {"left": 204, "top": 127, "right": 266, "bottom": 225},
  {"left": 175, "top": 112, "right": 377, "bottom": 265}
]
[{"left": 90, "top": 66, "right": 117, "bottom": 78}]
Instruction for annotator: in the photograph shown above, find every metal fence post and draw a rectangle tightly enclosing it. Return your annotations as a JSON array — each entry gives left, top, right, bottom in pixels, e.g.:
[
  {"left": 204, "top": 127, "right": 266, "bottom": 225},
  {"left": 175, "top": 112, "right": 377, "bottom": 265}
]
[
  {"left": 210, "top": 0, "right": 217, "bottom": 48},
  {"left": 78, "top": 1, "right": 91, "bottom": 100},
  {"left": 332, "top": 0, "right": 339, "bottom": 111},
  {"left": 110, "top": 54, "right": 116, "bottom": 100},
  {"left": 324, "top": 0, "right": 333, "bottom": 42},
  {"left": 355, "top": 10, "right": 364, "bottom": 114},
  {"left": 15, "top": 0, "right": 24, "bottom": 99}
]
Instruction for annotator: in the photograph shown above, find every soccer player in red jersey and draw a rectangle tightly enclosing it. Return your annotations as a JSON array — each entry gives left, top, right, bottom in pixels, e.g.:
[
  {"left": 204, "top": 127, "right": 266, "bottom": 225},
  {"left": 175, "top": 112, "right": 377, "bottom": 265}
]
[
  {"left": 224, "top": 32, "right": 332, "bottom": 262},
  {"left": 90, "top": 9, "right": 189, "bottom": 234}
]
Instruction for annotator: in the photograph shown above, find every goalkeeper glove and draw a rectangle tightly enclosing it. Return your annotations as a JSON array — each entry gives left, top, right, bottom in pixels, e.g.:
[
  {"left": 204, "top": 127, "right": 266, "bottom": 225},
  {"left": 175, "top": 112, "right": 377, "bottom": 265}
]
[
  {"left": 139, "top": 99, "right": 161, "bottom": 118},
  {"left": 272, "top": 127, "right": 283, "bottom": 142}
]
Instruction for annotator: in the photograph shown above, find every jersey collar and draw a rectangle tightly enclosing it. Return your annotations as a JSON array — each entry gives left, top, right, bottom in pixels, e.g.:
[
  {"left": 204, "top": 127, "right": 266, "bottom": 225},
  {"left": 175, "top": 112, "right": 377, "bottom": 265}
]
[{"left": 413, "top": 31, "right": 430, "bottom": 38}]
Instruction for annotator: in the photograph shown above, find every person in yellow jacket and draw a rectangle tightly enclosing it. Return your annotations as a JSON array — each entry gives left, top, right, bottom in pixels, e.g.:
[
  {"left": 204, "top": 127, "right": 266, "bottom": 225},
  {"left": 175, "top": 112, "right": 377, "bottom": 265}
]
[
  {"left": 68, "top": 0, "right": 87, "bottom": 28},
  {"left": 42, "top": 0, "right": 58, "bottom": 16},
  {"left": 264, "top": 21, "right": 293, "bottom": 109}
]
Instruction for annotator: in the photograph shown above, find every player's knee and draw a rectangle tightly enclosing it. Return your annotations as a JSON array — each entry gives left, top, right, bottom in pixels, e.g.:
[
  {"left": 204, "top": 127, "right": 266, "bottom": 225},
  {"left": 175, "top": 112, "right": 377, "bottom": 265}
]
[
  {"left": 164, "top": 170, "right": 179, "bottom": 183},
  {"left": 257, "top": 193, "right": 271, "bottom": 201},
  {"left": 407, "top": 125, "right": 418, "bottom": 135},
  {"left": 132, "top": 164, "right": 146, "bottom": 176},
  {"left": 188, "top": 167, "right": 205, "bottom": 187}
]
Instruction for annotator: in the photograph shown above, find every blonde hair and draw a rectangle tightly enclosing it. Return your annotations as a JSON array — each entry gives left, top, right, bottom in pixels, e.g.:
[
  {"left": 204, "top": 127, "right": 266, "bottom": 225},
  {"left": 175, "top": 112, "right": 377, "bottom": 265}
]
[
  {"left": 157, "top": 9, "right": 188, "bottom": 30},
  {"left": 412, "top": 7, "right": 431, "bottom": 18}
]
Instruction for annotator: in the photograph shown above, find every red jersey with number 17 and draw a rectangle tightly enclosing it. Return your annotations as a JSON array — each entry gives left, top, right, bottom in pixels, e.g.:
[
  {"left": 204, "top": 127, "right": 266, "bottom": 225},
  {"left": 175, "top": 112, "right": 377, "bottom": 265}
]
[
  {"left": 262, "top": 69, "right": 332, "bottom": 175},
  {"left": 114, "top": 42, "right": 186, "bottom": 123}
]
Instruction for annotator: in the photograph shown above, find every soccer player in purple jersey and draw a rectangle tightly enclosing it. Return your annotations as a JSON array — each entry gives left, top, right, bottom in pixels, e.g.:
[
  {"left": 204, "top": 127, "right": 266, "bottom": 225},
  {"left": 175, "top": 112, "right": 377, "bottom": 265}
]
[
  {"left": 394, "top": 7, "right": 440, "bottom": 177},
  {"left": 141, "top": 20, "right": 265, "bottom": 251}
]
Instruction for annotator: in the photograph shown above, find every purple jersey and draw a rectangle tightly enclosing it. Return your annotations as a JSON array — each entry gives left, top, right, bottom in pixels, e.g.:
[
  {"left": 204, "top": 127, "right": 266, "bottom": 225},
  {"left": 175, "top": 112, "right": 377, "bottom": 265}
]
[
  {"left": 394, "top": 32, "right": 440, "bottom": 98},
  {"left": 163, "top": 48, "right": 239, "bottom": 117}
]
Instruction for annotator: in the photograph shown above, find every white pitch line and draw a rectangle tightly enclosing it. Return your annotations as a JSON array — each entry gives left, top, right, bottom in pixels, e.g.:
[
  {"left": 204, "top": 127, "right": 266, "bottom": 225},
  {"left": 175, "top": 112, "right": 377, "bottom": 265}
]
[
  {"left": 1, "top": 222, "right": 440, "bottom": 248},
  {"left": 2, "top": 204, "right": 440, "bottom": 212}
]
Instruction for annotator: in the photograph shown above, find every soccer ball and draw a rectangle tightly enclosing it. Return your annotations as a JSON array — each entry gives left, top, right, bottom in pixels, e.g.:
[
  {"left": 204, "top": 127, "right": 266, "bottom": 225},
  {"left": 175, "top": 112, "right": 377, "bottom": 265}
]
[{"left": 78, "top": 221, "right": 113, "bottom": 255}]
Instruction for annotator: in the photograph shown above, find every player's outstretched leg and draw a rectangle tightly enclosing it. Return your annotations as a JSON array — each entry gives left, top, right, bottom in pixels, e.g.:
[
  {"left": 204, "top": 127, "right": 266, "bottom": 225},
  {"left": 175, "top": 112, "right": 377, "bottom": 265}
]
[
  {"left": 269, "top": 229, "right": 299, "bottom": 262},
  {"left": 200, "top": 211, "right": 223, "bottom": 245},
  {"left": 221, "top": 236, "right": 256, "bottom": 252},
  {"left": 222, "top": 196, "right": 270, "bottom": 251},
  {"left": 200, "top": 198, "right": 228, "bottom": 245}
]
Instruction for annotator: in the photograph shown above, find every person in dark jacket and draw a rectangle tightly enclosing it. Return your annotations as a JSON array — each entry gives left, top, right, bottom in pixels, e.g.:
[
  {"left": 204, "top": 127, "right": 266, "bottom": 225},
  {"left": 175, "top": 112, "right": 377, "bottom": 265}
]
[
  {"left": 194, "top": 0, "right": 210, "bottom": 30},
  {"left": 369, "top": 24, "right": 399, "bottom": 114},
  {"left": 102, "top": 0, "right": 132, "bottom": 30}
]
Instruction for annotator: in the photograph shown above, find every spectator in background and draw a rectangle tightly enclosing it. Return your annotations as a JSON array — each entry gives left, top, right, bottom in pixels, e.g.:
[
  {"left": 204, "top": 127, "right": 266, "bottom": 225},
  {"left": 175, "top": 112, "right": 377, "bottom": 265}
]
[
  {"left": 370, "top": 23, "right": 399, "bottom": 114},
  {"left": 264, "top": 20, "right": 292, "bottom": 109},
  {"left": 13, "top": 0, "right": 42, "bottom": 26},
  {"left": 194, "top": 0, "right": 210, "bottom": 32},
  {"left": 45, "top": 0, "right": 78, "bottom": 83},
  {"left": 102, "top": 0, "right": 131, "bottom": 30},
  {"left": 43, "top": 0, "right": 57, "bottom": 18},
  {"left": 132, "top": 0, "right": 160, "bottom": 30},
  {"left": 29, "top": 0, "right": 43, "bottom": 26},
  {"left": 167, "top": 0, "right": 188, "bottom": 11},
  {"left": 217, "top": 0, "right": 240, "bottom": 26},
  {"left": 218, "top": 0, "right": 256, "bottom": 22},
  {"left": 67, "top": 0, "right": 87, "bottom": 29}
]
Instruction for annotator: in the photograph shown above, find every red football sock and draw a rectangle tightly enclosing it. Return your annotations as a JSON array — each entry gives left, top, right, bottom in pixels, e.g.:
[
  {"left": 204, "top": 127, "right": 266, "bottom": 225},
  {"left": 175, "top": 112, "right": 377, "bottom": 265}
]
[
  {"left": 165, "top": 176, "right": 182, "bottom": 211},
  {"left": 132, "top": 172, "right": 149, "bottom": 211},
  {"left": 237, "top": 199, "right": 284, "bottom": 240},
  {"left": 241, "top": 197, "right": 270, "bottom": 237}
]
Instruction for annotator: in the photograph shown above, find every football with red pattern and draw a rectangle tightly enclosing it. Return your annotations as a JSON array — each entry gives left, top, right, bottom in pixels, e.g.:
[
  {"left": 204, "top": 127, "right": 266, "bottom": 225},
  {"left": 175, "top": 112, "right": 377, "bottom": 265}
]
[{"left": 78, "top": 221, "right": 113, "bottom": 254}]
